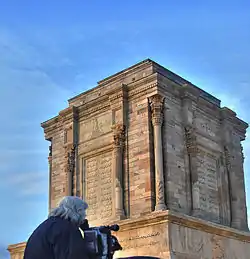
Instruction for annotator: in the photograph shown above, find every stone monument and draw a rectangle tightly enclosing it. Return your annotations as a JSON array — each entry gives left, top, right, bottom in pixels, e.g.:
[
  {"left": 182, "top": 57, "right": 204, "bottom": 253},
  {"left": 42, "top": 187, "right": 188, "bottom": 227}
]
[{"left": 8, "top": 59, "right": 250, "bottom": 258}]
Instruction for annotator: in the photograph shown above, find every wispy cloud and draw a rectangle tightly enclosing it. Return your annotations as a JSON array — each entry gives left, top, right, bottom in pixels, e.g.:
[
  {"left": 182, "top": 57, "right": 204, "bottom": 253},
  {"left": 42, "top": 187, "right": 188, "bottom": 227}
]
[{"left": 2, "top": 171, "right": 48, "bottom": 197}]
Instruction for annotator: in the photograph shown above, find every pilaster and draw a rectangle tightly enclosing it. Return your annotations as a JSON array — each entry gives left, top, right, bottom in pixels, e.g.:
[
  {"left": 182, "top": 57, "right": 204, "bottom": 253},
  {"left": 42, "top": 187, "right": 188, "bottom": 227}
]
[
  {"left": 60, "top": 106, "right": 79, "bottom": 197},
  {"left": 221, "top": 107, "right": 248, "bottom": 231},
  {"left": 112, "top": 123, "right": 126, "bottom": 219},
  {"left": 181, "top": 91, "right": 199, "bottom": 216}
]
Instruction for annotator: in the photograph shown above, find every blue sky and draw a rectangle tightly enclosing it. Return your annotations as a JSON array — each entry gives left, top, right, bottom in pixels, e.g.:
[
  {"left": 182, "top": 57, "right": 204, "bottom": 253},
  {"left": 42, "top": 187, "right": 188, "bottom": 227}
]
[{"left": 0, "top": 1, "right": 250, "bottom": 258}]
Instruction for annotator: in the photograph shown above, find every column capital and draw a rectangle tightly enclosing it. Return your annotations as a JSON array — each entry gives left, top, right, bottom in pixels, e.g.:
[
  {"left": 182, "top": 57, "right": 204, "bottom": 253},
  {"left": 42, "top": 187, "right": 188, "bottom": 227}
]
[
  {"left": 112, "top": 123, "right": 126, "bottom": 147},
  {"left": 149, "top": 94, "right": 165, "bottom": 126}
]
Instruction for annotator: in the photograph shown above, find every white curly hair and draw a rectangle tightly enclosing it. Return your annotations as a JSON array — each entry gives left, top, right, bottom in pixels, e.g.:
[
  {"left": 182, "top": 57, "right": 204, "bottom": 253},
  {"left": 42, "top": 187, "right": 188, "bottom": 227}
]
[{"left": 49, "top": 196, "right": 88, "bottom": 226}]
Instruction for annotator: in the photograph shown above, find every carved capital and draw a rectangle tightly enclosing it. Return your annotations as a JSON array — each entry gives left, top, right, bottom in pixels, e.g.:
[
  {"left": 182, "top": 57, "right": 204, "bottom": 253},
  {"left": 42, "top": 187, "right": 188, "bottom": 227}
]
[
  {"left": 149, "top": 94, "right": 165, "bottom": 126},
  {"left": 224, "top": 146, "right": 231, "bottom": 168},
  {"left": 64, "top": 144, "right": 76, "bottom": 173},
  {"left": 185, "top": 126, "right": 198, "bottom": 154},
  {"left": 112, "top": 123, "right": 126, "bottom": 147}
]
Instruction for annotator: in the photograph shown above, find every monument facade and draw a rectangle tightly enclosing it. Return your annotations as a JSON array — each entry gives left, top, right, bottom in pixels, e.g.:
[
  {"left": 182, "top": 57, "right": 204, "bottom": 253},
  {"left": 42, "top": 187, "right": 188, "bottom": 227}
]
[{"left": 8, "top": 59, "right": 250, "bottom": 258}]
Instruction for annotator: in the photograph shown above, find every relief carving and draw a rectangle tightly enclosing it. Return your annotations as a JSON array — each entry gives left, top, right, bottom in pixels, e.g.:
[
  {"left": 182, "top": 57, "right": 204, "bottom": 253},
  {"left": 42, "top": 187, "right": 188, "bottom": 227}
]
[
  {"left": 67, "top": 144, "right": 76, "bottom": 177},
  {"left": 64, "top": 144, "right": 76, "bottom": 196},
  {"left": 112, "top": 123, "right": 126, "bottom": 147},
  {"left": 211, "top": 235, "right": 224, "bottom": 259},
  {"left": 79, "top": 113, "right": 112, "bottom": 142},
  {"left": 185, "top": 126, "right": 198, "bottom": 155},
  {"left": 149, "top": 94, "right": 165, "bottom": 126},
  {"left": 156, "top": 179, "right": 165, "bottom": 206}
]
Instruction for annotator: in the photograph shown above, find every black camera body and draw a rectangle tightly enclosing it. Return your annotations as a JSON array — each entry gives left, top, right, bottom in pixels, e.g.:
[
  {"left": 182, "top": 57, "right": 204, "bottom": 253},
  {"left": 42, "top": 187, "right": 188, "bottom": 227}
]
[{"left": 81, "top": 222, "right": 122, "bottom": 259}]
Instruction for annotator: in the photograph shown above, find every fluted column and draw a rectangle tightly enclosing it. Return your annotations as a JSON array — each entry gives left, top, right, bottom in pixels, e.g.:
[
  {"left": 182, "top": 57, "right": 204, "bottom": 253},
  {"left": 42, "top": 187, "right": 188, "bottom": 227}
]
[
  {"left": 112, "top": 123, "right": 126, "bottom": 219},
  {"left": 149, "top": 95, "right": 167, "bottom": 211}
]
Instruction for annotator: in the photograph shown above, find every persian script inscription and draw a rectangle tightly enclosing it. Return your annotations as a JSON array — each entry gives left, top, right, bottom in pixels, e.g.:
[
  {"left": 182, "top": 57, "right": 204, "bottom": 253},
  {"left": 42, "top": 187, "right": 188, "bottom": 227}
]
[
  {"left": 85, "top": 152, "right": 112, "bottom": 221},
  {"left": 197, "top": 152, "right": 219, "bottom": 219},
  {"left": 119, "top": 232, "right": 161, "bottom": 250}
]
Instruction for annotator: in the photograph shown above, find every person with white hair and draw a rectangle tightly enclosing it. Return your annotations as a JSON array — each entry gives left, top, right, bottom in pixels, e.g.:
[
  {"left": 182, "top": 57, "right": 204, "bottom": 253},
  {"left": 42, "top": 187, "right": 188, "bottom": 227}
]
[{"left": 24, "top": 196, "right": 90, "bottom": 259}]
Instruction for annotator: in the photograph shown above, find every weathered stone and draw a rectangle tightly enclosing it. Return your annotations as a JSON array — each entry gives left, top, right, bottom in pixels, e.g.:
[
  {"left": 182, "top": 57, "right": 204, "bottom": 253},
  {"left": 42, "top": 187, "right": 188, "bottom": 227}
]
[{"left": 8, "top": 59, "right": 249, "bottom": 259}]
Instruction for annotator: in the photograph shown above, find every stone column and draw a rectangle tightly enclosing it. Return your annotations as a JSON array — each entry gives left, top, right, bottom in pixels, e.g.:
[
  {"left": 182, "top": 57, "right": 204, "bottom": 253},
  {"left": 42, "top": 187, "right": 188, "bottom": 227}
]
[
  {"left": 184, "top": 126, "right": 200, "bottom": 215},
  {"left": 149, "top": 95, "right": 167, "bottom": 211},
  {"left": 48, "top": 144, "right": 52, "bottom": 213},
  {"left": 112, "top": 123, "right": 126, "bottom": 219}
]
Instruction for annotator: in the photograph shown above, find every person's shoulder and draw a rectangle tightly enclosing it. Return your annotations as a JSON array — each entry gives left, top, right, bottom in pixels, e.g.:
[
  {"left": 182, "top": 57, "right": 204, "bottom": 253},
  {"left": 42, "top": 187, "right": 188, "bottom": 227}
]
[{"left": 49, "top": 216, "right": 77, "bottom": 232}]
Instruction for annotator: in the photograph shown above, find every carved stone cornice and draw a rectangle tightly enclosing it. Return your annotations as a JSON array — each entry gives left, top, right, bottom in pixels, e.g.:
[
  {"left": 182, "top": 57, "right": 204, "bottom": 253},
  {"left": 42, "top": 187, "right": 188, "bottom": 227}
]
[
  {"left": 80, "top": 143, "right": 113, "bottom": 159},
  {"left": 98, "top": 59, "right": 152, "bottom": 87},
  {"left": 221, "top": 107, "right": 248, "bottom": 141},
  {"left": 78, "top": 99, "right": 110, "bottom": 119},
  {"left": 112, "top": 123, "right": 126, "bottom": 147},
  {"left": 7, "top": 242, "right": 26, "bottom": 254},
  {"left": 149, "top": 94, "right": 165, "bottom": 126},
  {"left": 41, "top": 106, "right": 78, "bottom": 140},
  {"left": 179, "top": 87, "right": 199, "bottom": 103},
  {"left": 109, "top": 84, "right": 128, "bottom": 103}
]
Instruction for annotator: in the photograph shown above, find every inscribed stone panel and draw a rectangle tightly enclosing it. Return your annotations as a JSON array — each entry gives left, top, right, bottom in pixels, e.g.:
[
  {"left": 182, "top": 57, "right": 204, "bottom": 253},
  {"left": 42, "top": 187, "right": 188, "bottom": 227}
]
[
  {"left": 84, "top": 152, "right": 113, "bottom": 222},
  {"left": 197, "top": 150, "right": 220, "bottom": 221},
  {"left": 79, "top": 112, "right": 112, "bottom": 142}
]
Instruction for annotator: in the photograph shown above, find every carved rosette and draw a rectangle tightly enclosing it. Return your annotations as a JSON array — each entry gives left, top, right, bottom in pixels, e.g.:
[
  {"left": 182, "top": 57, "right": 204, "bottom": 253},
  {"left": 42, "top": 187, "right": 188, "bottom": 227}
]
[{"left": 149, "top": 95, "right": 165, "bottom": 126}]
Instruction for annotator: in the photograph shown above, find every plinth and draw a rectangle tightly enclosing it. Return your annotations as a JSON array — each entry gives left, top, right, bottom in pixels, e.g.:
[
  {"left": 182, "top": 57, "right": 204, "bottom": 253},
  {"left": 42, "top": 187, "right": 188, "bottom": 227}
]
[{"left": 112, "top": 210, "right": 250, "bottom": 259}]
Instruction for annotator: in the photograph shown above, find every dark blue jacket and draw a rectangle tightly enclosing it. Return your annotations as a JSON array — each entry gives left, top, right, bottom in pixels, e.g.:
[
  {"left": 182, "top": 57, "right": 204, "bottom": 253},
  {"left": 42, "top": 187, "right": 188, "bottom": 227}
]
[{"left": 24, "top": 216, "right": 90, "bottom": 259}]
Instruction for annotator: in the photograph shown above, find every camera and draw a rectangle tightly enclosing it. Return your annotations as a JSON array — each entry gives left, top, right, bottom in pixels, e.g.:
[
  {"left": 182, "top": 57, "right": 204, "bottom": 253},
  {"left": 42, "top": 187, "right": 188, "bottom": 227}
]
[{"left": 80, "top": 220, "right": 122, "bottom": 259}]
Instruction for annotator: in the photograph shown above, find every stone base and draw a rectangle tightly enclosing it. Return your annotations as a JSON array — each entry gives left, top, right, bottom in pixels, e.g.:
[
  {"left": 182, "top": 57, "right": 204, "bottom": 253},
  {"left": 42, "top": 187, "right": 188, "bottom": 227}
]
[
  {"left": 8, "top": 211, "right": 250, "bottom": 259},
  {"left": 111, "top": 210, "right": 250, "bottom": 259}
]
